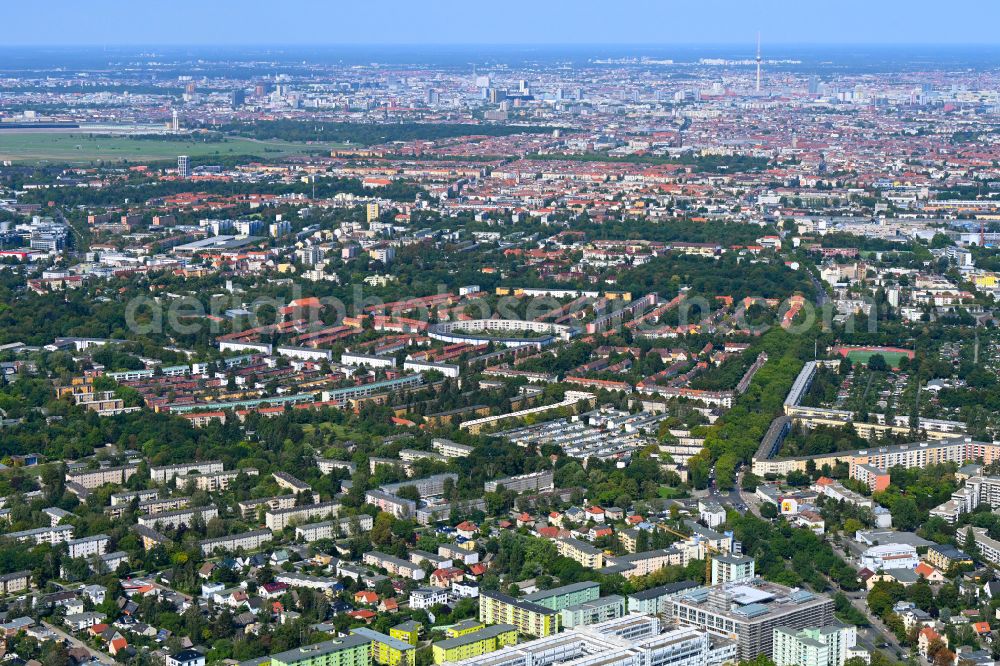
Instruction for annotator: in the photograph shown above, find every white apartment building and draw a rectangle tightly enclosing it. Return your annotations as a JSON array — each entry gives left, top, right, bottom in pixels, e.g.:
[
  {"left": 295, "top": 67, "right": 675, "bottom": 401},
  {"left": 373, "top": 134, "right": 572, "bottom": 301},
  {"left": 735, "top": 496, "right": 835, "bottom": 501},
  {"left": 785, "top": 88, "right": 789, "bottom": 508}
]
[
  {"left": 295, "top": 515, "right": 374, "bottom": 543},
  {"left": 432, "top": 438, "right": 474, "bottom": 458},
  {"left": 773, "top": 625, "right": 854, "bottom": 666},
  {"left": 182, "top": 468, "right": 259, "bottom": 492},
  {"left": 265, "top": 501, "right": 340, "bottom": 531},
  {"left": 365, "top": 490, "right": 416, "bottom": 519},
  {"left": 238, "top": 494, "right": 297, "bottom": 519},
  {"left": 65, "top": 464, "right": 138, "bottom": 489},
  {"left": 67, "top": 534, "right": 110, "bottom": 559},
  {"left": 341, "top": 352, "right": 397, "bottom": 369},
  {"left": 859, "top": 544, "right": 919, "bottom": 572},
  {"left": 710, "top": 555, "right": 756, "bottom": 586},
  {"left": 8, "top": 525, "right": 74, "bottom": 545},
  {"left": 199, "top": 529, "right": 273, "bottom": 556},
  {"left": 150, "top": 461, "right": 224, "bottom": 484},
  {"left": 274, "top": 572, "right": 340, "bottom": 595},
  {"left": 137, "top": 506, "right": 219, "bottom": 531},
  {"left": 363, "top": 551, "right": 426, "bottom": 580},
  {"left": 409, "top": 587, "right": 450, "bottom": 609}
]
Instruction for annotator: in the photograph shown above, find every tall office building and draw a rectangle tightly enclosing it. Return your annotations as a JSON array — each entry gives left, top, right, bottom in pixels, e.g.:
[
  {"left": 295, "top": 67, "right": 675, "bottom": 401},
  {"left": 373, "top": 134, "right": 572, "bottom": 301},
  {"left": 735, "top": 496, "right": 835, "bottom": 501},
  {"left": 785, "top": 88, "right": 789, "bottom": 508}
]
[
  {"left": 672, "top": 582, "right": 835, "bottom": 661},
  {"left": 230, "top": 89, "right": 245, "bottom": 109},
  {"left": 177, "top": 155, "right": 190, "bottom": 178}
]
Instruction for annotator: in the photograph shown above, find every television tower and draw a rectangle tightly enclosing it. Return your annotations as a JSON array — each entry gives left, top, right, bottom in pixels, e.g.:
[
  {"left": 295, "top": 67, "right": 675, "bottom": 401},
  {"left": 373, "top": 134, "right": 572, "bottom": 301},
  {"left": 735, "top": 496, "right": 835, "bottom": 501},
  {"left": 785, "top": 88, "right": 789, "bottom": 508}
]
[{"left": 755, "top": 32, "right": 762, "bottom": 93}]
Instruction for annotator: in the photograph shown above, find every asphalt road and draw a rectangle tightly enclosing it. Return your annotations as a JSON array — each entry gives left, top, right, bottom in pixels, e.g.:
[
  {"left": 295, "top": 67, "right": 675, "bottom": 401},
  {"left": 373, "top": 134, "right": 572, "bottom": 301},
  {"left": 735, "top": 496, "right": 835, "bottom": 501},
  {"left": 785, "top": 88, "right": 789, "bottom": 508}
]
[
  {"left": 42, "top": 621, "right": 119, "bottom": 666},
  {"left": 826, "top": 542, "right": 912, "bottom": 663},
  {"left": 809, "top": 271, "right": 829, "bottom": 306}
]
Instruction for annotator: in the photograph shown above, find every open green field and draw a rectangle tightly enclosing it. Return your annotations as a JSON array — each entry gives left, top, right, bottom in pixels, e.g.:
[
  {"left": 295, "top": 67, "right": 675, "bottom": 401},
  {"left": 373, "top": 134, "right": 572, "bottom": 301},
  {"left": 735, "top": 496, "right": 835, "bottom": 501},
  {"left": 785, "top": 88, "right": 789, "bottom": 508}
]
[
  {"left": 845, "top": 350, "right": 910, "bottom": 369},
  {"left": 0, "top": 132, "right": 345, "bottom": 164}
]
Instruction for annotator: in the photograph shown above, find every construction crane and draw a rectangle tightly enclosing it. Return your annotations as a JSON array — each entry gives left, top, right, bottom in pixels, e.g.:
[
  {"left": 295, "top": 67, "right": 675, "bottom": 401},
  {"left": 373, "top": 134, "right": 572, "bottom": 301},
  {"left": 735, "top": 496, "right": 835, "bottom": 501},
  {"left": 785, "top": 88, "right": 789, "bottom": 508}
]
[{"left": 660, "top": 525, "right": 724, "bottom": 584}]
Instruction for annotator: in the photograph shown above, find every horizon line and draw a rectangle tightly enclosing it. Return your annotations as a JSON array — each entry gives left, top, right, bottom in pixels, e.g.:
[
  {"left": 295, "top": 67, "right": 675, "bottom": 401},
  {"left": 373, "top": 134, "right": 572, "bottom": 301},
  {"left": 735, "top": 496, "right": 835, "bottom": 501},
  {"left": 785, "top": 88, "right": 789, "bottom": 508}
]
[{"left": 2, "top": 41, "right": 1000, "bottom": 49}]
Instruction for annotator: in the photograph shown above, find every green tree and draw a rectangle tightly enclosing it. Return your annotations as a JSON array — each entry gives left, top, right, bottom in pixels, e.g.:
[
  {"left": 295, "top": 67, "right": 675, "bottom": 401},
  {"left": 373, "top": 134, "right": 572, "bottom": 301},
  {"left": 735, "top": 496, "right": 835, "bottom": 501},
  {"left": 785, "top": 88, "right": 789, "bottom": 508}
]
[
  {"left": 890, "top": 497, "right": 921, "bottom": 531},
  {"left": 370, "top": 512, "right": 394, "bottom": 547},
  {"left": 963, "top": 527, "right": 980, "bottom": 562}
]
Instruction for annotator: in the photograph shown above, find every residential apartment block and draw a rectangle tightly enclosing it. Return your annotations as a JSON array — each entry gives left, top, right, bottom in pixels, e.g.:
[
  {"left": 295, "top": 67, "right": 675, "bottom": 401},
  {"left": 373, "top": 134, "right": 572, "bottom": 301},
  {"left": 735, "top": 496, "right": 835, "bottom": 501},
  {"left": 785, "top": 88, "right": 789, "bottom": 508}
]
[
  {"left": 363, "top": 551, "right": 426, "bottom": 580},
  {"left": 67, "top": 534, "right": 110, "bottom": 559},
  {"left": 199, "top": 529, "right": 273, "bottom": 555},
  {"left": 432, "top": 624, "right": 517, "bottom": 664},
  {"left": 150, "top": 461, "right": 225, "bottom": 484},
  {"left": 238, "top": 494, "right": 297, "bottom": 519},
  {"left": 773, "top": 625, "right": 854, "bottom": 666},
  {"left": 182, "top": 468, "right": 259, "bottom": 492},
  {"left": 65, "top": 464, "right": 138, "bottom": 489},
  {"left": 432, "top": 439, "right": 473, "bottom": 458},
  {"left": 268, "top": 632, "right": 373, "bottom": 666},
  {"left": 484, "top": 470, "right": 554, "bottom": 494},
  {"left": 137, "top": 506, "right": 219, "bottom": 531},
  {"left": 7, "top": 525, "right": 74, "bottom": 545},
  {"left": 295, "top": 515, "right": 374, "bottom": 543},
  {"left": 353, "top": 628, "right": 416, "bottom": 666},
  {"left": 265, "top": 501, "right": 340, "bottom": 531},
  {"left": 479, "top": 590, "right": 559, "bottom": 637},
  {"left": 560, "top": 595, "right": 626, "bottom": 628},
  {"left": 554, "top": 537, "right": 604, "bottom": 569},
  {"left": 524, "top": 582, "right": 601, "bottom": 612}
]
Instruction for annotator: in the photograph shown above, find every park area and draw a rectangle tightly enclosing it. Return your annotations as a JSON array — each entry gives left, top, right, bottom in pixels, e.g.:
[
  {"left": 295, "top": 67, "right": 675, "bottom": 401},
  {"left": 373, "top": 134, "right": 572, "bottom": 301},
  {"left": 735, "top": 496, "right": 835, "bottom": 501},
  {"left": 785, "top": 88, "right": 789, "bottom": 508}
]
[{"left": 0, "top": 131, "right": 342, "bottom": 164}]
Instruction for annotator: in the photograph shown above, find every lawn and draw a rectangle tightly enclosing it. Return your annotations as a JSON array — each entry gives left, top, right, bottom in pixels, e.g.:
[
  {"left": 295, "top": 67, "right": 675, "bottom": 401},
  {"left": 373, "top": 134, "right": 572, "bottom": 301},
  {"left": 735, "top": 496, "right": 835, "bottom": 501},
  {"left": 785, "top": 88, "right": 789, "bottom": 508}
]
[{"left": 0, "top": 132, "right": 344, "bottom": 164}]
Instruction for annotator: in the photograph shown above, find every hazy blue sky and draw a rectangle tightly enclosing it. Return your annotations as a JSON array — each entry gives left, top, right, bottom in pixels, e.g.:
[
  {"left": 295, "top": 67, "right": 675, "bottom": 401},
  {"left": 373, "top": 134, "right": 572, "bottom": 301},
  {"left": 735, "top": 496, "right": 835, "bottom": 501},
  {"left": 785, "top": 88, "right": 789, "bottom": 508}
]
[{"left": 7, "top": 1, "right": 1000, "bottom": 46}]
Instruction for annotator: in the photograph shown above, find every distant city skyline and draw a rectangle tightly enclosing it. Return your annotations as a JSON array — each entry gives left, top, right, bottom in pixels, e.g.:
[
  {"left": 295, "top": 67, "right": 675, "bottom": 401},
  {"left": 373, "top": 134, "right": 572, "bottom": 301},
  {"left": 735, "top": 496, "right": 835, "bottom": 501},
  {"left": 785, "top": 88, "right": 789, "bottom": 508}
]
[{"left": 7, "top": 0, "right": 1000, "bottom": 47}]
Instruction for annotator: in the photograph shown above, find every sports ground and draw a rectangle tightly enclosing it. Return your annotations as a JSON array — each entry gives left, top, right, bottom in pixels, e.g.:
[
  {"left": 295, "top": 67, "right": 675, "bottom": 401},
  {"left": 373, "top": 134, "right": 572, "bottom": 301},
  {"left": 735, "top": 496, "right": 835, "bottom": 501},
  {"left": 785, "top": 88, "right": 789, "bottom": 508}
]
[{"left": 833, "top": 345, "right": 914, "bottom": 369}]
